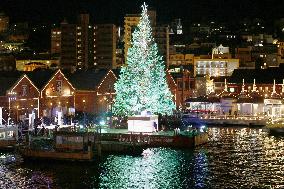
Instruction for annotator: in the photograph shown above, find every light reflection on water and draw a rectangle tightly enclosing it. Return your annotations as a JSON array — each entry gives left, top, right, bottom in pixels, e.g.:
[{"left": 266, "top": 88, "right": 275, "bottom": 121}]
[
  {"left": 0, "top": 127, "right": 283, "bottom": 189},
  {"left": 99, "top": 148, "right": 208, "bottom": 189}
]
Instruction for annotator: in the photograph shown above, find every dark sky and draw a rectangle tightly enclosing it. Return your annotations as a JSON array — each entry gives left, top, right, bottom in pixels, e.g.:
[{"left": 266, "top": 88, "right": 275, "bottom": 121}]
[{"left": 1, "top": 0, "right": 284, "bottom": 25}]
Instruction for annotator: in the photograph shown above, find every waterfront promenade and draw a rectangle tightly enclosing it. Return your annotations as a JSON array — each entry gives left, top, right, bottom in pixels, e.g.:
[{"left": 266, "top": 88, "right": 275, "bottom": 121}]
[{"left": 183, "top": 114, "right": 267, "bottom": 126}]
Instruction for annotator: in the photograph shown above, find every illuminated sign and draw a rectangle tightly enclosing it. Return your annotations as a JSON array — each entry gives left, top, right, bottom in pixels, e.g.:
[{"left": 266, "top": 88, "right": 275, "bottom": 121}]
[
  {"left": 22, "top": 85, "right": 28, "bottom": 96},
  {"left": 56, "top": 80, "right": 62, "bottom": 94}
]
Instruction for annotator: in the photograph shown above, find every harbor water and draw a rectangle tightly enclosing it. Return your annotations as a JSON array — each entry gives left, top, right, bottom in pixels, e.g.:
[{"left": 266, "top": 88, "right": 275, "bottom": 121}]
[{"left": 0, "top": 127, "right": 284, "bottom": 189}]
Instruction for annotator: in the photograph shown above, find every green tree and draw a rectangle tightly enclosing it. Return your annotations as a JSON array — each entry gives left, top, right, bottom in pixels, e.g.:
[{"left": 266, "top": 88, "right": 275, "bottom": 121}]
[{"left": 112, "top": 3, "right": 175, "bottom": 116}]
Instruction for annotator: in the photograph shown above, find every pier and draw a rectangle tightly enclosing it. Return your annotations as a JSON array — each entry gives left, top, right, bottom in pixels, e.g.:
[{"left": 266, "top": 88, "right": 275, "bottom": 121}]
[
  {"left": 17, "top": 128, "right": 208, "bottom": 161},
  {"left": 183, "top": 114, "right": 267, "bottom": 126}
]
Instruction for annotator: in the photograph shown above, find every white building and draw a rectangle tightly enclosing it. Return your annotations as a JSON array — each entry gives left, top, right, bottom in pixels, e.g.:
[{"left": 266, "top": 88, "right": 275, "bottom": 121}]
[
  {"left": 194, "top": 58, "right": 239, "bottom": 77},
  {"left": 212, "top": 44, "right": 230, "bottom": 55}
]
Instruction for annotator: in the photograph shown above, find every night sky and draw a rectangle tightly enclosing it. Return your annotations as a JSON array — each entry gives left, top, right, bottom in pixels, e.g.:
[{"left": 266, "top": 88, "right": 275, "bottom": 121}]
[{"left": 1, "top": 0, "right": 284, "bottom": 25}]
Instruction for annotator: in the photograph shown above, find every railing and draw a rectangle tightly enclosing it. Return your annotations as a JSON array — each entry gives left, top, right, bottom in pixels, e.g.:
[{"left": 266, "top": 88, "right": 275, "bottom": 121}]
[{"left": 100, "top": 133, "right": 175, "bottom": 145}]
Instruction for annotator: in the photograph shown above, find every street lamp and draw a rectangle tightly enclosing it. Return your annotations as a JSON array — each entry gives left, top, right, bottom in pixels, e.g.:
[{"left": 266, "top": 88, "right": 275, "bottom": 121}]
[
  {"left": 16, "top": 105, "right": 19, "bottom": 122},
  {"left": 83, "top": 99, "right": 86, "bottom": 128}
]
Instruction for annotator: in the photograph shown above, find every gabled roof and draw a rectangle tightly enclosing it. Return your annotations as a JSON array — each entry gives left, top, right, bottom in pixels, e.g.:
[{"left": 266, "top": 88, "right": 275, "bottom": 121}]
[
  {"left": 68, "top": 69, "right": 110, "bottom": 91},
  {"left": 9, "top": 74, "right": 40, "bottom": 94},
  {"left": 41, "top": 69, "right": 75, "bottom": 93},
  {"left": 166, "top": 71, "right": 177, "bottom": 87}
]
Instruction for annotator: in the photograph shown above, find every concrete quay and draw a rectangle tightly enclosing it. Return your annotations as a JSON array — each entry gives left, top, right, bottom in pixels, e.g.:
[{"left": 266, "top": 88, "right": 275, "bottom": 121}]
[{"left": 14, "top": 130, "right": 208, "bottom": 161}]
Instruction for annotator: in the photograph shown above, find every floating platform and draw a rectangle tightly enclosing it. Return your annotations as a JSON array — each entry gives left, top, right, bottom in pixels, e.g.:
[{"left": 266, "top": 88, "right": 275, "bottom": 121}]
[
  {"left": 18, "top": 130, "right": 208, "bottom": 161},
  {"left": 99, "top": 132, "right": 208, "bottom": 149}
]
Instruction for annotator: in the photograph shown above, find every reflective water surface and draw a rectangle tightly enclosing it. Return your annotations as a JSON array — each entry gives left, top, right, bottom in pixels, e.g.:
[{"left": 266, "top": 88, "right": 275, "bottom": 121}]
[{"left": 1, "top": 127, "right": 284, "bottom": 189}]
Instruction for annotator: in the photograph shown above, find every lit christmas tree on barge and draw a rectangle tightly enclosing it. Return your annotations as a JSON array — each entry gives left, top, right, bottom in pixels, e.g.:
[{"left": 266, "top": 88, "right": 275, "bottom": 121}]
[{"left": 113, "top": 3, "right": 175, "bottom": 132}]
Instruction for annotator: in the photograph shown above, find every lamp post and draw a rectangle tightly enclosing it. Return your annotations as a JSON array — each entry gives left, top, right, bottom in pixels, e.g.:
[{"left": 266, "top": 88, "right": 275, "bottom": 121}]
[
  {"left": 8, "top": 91, "right": 16, "bottom": 124},
  {"left": 83, "top": 99, "right": 86, "bottom": 128},
  {"left": 16, "top": 105, "right": 19, "bottom": 123},
  {"left": 180, "top": 66, "right": 184, "bottom": 109}
]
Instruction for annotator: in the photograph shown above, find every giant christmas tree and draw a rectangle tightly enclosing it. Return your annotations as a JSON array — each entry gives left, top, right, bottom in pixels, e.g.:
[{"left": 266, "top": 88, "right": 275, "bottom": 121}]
[{"left": 113, "top": 3, "right": 175, "bottom": 116}]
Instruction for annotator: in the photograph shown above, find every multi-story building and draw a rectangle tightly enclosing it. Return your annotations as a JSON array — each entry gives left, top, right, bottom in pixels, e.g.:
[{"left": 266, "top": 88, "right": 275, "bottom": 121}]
[
  {"left": 169, "top": 54, "right": 194, "bottom": 66},
  {"left": 235, "top": 47, "right": 252, "bottom": 64},
  {"left": 0, "top": 12, "right": 9, "bottom": 33},
  {"left": 123, "top": 14, "right": 140, "bottom": 62},
  {"left": 56, "top": 14, "right": 95, "bottom": 71},
  {"left": 153, "top": 26, "right": 170, "bottom": 66},
  {"left": 60, "top": 21, "right": 77, "bottom": 71},
  {"left": 76, "top": 14, "right": 91, "bottom": 70},
  {"left": 123, "top": 10, "right": 167, "bottom": 65},
  {"left": 277, "top": 41, "right": 284, "bottom": 64},
  {"left": 51, "top": 28, "right": 61, "bottom": 54},
  {"left": 212, "top": 44, "right": 231, "bottom": 59},
  {"left": 94, "top": 24, "right": 117, "bottom": 69},
  {"left": 251, "top": 45, "right": 278, "bottom": 67},
  {"left": 194, "top": 58, "right": 239, "bottom": 77}
]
